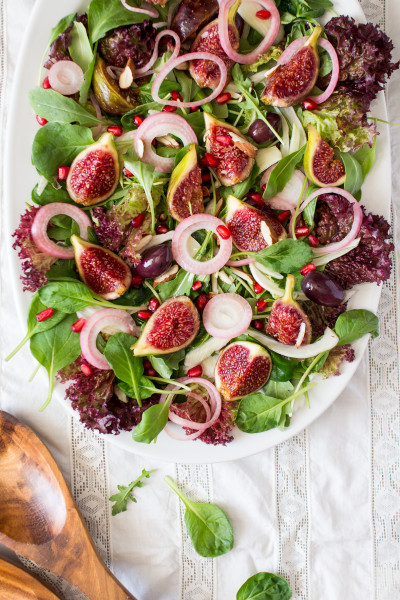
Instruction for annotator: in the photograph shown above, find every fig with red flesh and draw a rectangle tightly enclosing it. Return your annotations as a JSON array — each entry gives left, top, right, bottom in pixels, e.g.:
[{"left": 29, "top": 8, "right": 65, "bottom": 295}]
[
  {"left": 204, "top": 113, "right": 257, "bottom": 186},
  {"left": 261, "top": 26, "right": 322, "bottom": 107},
  {"left": 70, "top": 235, "right": 132, "bottom": 300},
  {"left": 304, "top": 124, "right": 346, "bottom": 187},
  {"left": 66, "top": 132, "right": 119, "bottom": 206},
  {"left": 215, "top": 341, "right": 272, "bottom": 401},
  {"left": 167, "top": 144, "right": 204, "bottom": 222},
  {"left": 134, "top": 296, "right": 200, "bottom": 356},
  {"left": 266, "top": 274, "right": 312, "bottom": 345},
  {"left": 225, "top": 194, "right": 286, "bottom": 252},
  {"left": 171, "top": 0, "right": 219, "bottom": 42}
]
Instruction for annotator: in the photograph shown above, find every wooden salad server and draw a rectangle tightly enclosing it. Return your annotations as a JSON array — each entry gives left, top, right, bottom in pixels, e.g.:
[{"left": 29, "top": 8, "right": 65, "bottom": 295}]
[
  {"left": 0, "top": 557, "right": 61, "bottom": 599},
  {"left": 0, "top": 411, "right": 137, "bottom": 600}
]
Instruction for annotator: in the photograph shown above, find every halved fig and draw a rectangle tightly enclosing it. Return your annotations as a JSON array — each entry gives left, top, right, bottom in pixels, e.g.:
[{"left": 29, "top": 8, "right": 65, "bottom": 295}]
[
  {"left": 167, "top": 144, "right": 204, "bottom": 222},
  {"left": 215, "top": 341, "right": 272, "bottom": 400},
  {"left": 189, "top": 17, "right": 239, "bottom": 89},
  {"left": 261, "top": 26, "right": 322, "bottom": 107},
  {"left": 92, "top": 56, "right": 139, "bottom": 115},
  {"left": 66, "top": 132, "right": 119, "bottom": 206},
  {"left": 226, "top": 194, "right": 286, "bottom": 252},
  {"left": 266, "top": 274, "right": 312, "bottom": 345},
  {"left": 204, "top": 113, "right": 257, "bottom": 186},
  {"left": 71, "top": 235, "right": 132, "bottom": 300},
  {"left": 304, "top": 124, "right": 346, "bottom": 187},
  {"left": 171, "top": 0, "right": 219, "bottom": 42},
  {"left": 134, "top": 296, "right": 200, "bottom": 356}
]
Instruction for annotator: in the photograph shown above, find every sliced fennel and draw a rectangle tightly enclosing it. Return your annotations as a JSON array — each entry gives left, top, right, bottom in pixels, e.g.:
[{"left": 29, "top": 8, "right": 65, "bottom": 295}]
[{"left": 248, "top": 327, "right": 339, "bottom": 359}]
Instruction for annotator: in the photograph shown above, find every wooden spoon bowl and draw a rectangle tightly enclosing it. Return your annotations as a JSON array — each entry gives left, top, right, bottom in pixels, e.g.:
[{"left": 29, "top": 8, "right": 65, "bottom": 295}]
[{"left": 0, "top": 411, "right": 137, "bottom": 600}]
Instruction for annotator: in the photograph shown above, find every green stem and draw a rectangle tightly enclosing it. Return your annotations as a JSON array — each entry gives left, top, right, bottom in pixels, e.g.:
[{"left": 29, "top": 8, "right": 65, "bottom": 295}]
[
  {"left": 28, "top": 362, "right": 41, "bottom": 382},
  {"left": 39, "top": 376, "right": 54, "bottom": 412},
  {"left": 5, "top": 331, "right": 32, "bottom": 362},
  {"left": 294, "top": 352, "right": 325, "bottom": 394},
  {"left": 144, "top": 281, "right": 161, "bottom": 304},
  {"left": 148, "top": 376, "right": 191, "bottom": 390},
  {"left": 164, "top": 475, "right": 191, "bottom": 508}
]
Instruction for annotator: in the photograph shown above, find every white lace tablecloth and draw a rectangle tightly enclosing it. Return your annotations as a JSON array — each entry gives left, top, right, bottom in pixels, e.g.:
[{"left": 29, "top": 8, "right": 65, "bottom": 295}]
[{"left": 1, "top": 1, "right": 399, "bottom": 598}]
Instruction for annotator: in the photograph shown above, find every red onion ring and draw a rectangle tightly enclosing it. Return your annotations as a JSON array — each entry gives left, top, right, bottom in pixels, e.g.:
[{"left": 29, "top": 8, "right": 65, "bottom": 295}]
[
  {"left": 120, "top": 0, "right": 159, "bottom": 18},
  {"left": 151, "top": 52, "right": 227, "bottom": 108},
  {"left": 203, "top": 293, "right": 253, "bottom": 339},
  {"left": 226, "top": 257, "right": 255, "bottom": 266},
  {"left": 133, "top": 113, "right": 197, "bottom": 173},
  {"left": 135, "top": 30, "right": 180, "bottom": 78},
  {"left": 169, "top": 392, "right": 211, "bottom": 428},
  {"left": 48, "top": 60, "right": 84, "bottom": 96},
  {"left": 80, "top": 309, "right": 138, "bottom": 370},
  {"left": 172, "top": 214, "right": 233, "bottom": 275},
  {"left": 218, "top": 0, "right": 280, "bottom": 65},
  {"left": 277, "top": 36, "right": 339, "bottom": 104},
  {"left": 31, "top": 203, "right": 92, "bottom": 259}
]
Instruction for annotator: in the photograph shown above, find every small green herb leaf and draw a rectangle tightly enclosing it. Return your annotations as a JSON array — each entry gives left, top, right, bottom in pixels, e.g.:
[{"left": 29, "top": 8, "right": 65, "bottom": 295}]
[
  {"left": 334, "top": 309, "right": 379, "bottom": 345},
  {"left": 109, "top": 468, "right": 156, "bottom": 516},
  {"left": 237, "top": 572, "right": 292, "bottom": 600},
  {"left": 88, "top": 0, "right": 149, "bottom": 44},
  {"left": 341, "top": 151, "right": 363, "bottom": 196},
  {"left": 132, "top": 398, "right": 171, "bottom": 444},
  {"left": 39, "top": 281, "right": 95, "bottom": 313},
  {"left": 263, "top": 145, "right": 306, "bottom": 200},
  {"left": 256, "top": 239, "right": 313, "bottom": 274},
  {"left": 29, "top": 87, "right": 102, "bottom": 126},
  {"left": 104, "top": 333, "right": 143, "bottom": 406},
  {"left": 124, "top": 149, "right": 157, "bottom": 233},
  {"left": 354, "top": 138, "right": 376, "bottom": 179}
]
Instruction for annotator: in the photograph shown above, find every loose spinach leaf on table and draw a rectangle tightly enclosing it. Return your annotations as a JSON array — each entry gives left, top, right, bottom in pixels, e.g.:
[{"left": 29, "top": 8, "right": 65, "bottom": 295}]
[
  {"left": 255, "top": 239, "right": 313, "bottom": 274},
  {"left": 262, "top": 145, "right": 306, "bottom": 200},
  {"left": 88, "top": 0, "right": 148, "bottom": 43},
  {"left": 334, "top": 309, "right": 379, "bottom": 346},
  {"left": 237, "top": 572, "right": 292, "bottom": 600},
  {"left": 104, "top": 333, "right": 144, "bottom": 406},
  {"left": 30, "top": 313, "right": 81, "bottom": 411},
  {"left": 164, "top": 476, "right": 234, "bottom": 558},
  {"left": 29, "top": 88, "right": 103, "bottom": 127},
  {"left": 109, "top": 468, "right": 156, "bottom": 516}
]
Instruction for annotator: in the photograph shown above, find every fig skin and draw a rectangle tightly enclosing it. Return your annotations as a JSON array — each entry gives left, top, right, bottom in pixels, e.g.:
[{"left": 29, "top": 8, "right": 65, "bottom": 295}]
[
  {"left": 133, "top": 296, "right": 200, "bottom": 356},
  {"left": 266, "top": 274, "right": 312, "bottom": 345},
  {"left": 66, "top": 132, "right": 119, "bottom": 206},
  {"left": 215, "top": 341, "right": 272, "bottom": 401},
  {"left": 261, "top": 26, "right": 322, "bottom": 108},
  {"left": 171, "top": 0, "right": 219, "bottom": 42},
  {"left": 92, "top": 56, "right": 139, "bottom": 115},
  {"left": 70, "top": 235, "right": 132, "bottom": 300},
  {"left": 225, "top": 194, "right": 287, "bottom": 252},
  {"left": 167, "top": 144, "right": 204, "bottom": 222},
  {"left": 204, "top": 113, "right": 257, "bottom": 186},
  {"left": 304, "top": 124, "right": 346, "bottom": 187}
]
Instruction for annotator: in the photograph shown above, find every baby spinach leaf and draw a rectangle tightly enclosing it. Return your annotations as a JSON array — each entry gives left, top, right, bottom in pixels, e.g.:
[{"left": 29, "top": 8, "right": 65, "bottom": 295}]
[
  {"left": 237, "top": 572, "right": 292, "bottom": 600},
  {"left": 79, "top": 48, "right": 97, "bottom": 105},
  {"left": 354, "top": 138, "right": 376, "bottom": 179},
  {"left": 30, "top": 314, "right": 81, "bottom": 411},
  {"left": 109, "top": 468, "right": 156, "bottom": 516},
  {"left": 164, "top": 476, "right": 234, "bottom": 558},
  {"left": 32, "top": 182, "right": 75, "bottom": 206},
  {"left": 32, "top": 123, "right": 94, "bottom": 180},
  {"left": 117, "top": 377, "right": 155, "bottom": 401},
  {"left": 39, "top": 281, "right": 95, "bottom": 312},
  {"left": 48, "top": 13, "right": 76, "bottom": 47},
  {"left": 88, "top": 0, "right": 148, "bottom": 44},
  {"left": 302, "top": 184, "right": 319, "bottom": 229},
  {"left": 124, "top": 149, "right": 157, "bottom": 233},
  {"left": 334, "top": 309, "right": 379, "bottom": 346},
  {"left": 269, "top": 349, "right": 298, "bottom": 382},
  {"left": 132, "top": 397, "right": 171, "bottom": 443},
  {"left": 104, "top": 333, "right": 143, "bottom": 406},
  {"left": 149, "top": 350, "right": 185, "bottom": 379},
  {"left": 263, "top": 145, "right": 306, "bottom": 200},
  {"left": 29, "top": 87, "right": 102, "bottom": 126},
  {"left": 256, "top": 239, "right": 313, "bottom": 274},
  {"left": 69, "top": 22, "right": 93, "bottom": 72},
  {"left": 341, "top": 152, "right": 363, "bottom": 196}
]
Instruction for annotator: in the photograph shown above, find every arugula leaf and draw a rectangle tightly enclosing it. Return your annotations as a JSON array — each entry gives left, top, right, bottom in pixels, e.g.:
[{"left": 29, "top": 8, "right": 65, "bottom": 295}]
[
  {"left": 48, "top": 13, "right": 76, "bottom": 46},
  {"left": 30, "top": 314, "right": 81, "bottom": 411},
  {"left": 104, "top": 333, "right": 143, "bottom": 406},
  {"left": 124, "top": 149, "right": 157, "bottom": 233},
  {"left": 29, "top": 88, "right": 102, "bottom": 127},
  {"left": 32, "top": 123, "right": 93, "bottom": 180},
  {"left": 109, "top": 468, "right": 156, "bottom": 516},
  {"left": 132, "top": 397, "right": 172, "bottom": 443},
  {"left": 302, "top": 184, "right": 319, "bottom": 229},
  {"left": 88, "top": 0, "right": 149, "bottom": 43},
  {"left": 341, "top": 152, "right": 363, "bottom": 196},
  {"left": 263, "top": 145, "right": 306, "bottom": 200},
  {"left": 165, "top": 476, "right": 234, "bottom": 558},
  {"left": 237, "top": 572, "right": 292, "bottom": 600},
  {"left": 69, "top": 22, "right": 93, "bottom": 72},
  {"left": 334, "top": 309, "right": 379, "bottom": 345},
  {"left": 256, "top": 239, "right": 313, "bottom": 274}
]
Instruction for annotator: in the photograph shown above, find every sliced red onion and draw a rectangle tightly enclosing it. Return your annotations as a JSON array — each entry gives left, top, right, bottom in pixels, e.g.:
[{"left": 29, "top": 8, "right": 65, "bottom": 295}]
[
  {"left": 226, "top": 257, "right": 255, "bottom": 267},
  {"left": 135, "top": 30, "right": 180, "bottom": 78},
  {"left": 277, "top": 36, "right": 339, "bottom": 105},
  {"left": 134, "top": 113, "right": 197, "bottom": 173},
  {"left": 203, "top": 293, "right": 253, "bottom": 339},
  {"left": 120, "top": 0, "right": 159, "bottom": 17},
  {"left": 218, "top": 0, "right": 280, "bottom": 65},
  {"left": 80, "top": 309, "right": 138, "bottom": 370},
  {"left": 48, "top": 60, "right": 84, "bottom": 96},
  {"left": 151, "top": 52, "right": 227, "bottom": 108},
  {"left": 248, "top": 327, "right": 339, "bottom": 359},
  {"left": 106, "top": 65, "right": 123, "bottom": 80},
  {"left": 169, "top": 392, "right": 211, "bottom": 428},
  {"left": 31, "top": 203, "right": 92, "bottom": 259},
  {"left": 172, "top": 214, "right": 232, "bottom": 275}
]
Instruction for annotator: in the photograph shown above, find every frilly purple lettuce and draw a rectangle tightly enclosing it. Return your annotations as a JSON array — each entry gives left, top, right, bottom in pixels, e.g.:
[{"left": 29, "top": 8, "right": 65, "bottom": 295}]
[
  {"left": 98, "top": 21, "right": 156, "bottom": 69},
  {"left": 170, "top": 398, "right": 237, "bottom": 446},
  {"left": 44, "top": 14, "right": 88, "bottom": 70},
  {"left": 320, "top": 345, "right": 355, "bottom": 378}
]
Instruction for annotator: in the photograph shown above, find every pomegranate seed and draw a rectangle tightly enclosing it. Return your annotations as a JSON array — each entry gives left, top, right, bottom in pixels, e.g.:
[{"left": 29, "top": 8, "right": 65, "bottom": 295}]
[
  {"left": 254, "top": 283, "right": 264, "bottom": 294},
  {"left": 131, "top": 275, "right": 144, "bottom": 288},
  {"left": 256, "top": 9, "right": 271, "bottom": 19},
  {"left": 302, "top": 98, "right": 318, "bottom": 111},
  {"left": 308, "top": 234, "right": 319, "bottom": 247},
  {"left": 148, "top": 297, "right": 160, "bottom": 312},
  {"left": 171, "top": 90, "right": 182, "bottom": 101},
  {"left": 137, "top": 310, "right": 152, "bottom": 320},
  {"left": 163, "top": 105, "right": 177, "bottom": 112},
  {"left": 42, "top": 77, "right": 51, "bottom": 89},
  {"left": 216, "top": 92, "right": 231, "bottom": 105},
  {"left": 190, "top": 106, "right": 199, "bottom": 112},
  {"left": 146, "top": 367, "right": 157, "bottom": 377},
  {"left": 71, "top": 318, "right": 86, "bottom": 333},
  {"left": 188, "top": 365, "right": 203, "bottom": 377},
  {"left": 252, "top": 320, "right": 264, "bottom": 330},
  {"left": 156, "top": 225, "right": 169, "bottom": 234},
  {"left": 36, "top": 115, "right": 48, "bottom": 126},
  {"left": 143, "top": 359, "right": 152, "bottom": 370},
  {"left": 152, "top": 138, "right": 157, "bottom": 148},
  {"left": 277, "top": 210, "right": 291, "bottom": 223},
  {"left": 256, "top": 299, "right": 269, "bottom": 312},
  {"left": 215, "top": 134, "right": 232, "bottom": 147},
  {"left": 195, "top": 293, "right": 208, "bottom": 311},
  {"left": 158, "top": 211, "right": 167, "bottom": 222},
  {"left": 216, "top": 224, "right": 231, "bottom": 240},
  {"left": 295, "top": 226, "right": 310, "bottom": 237},
  {"left": 81, "top": 362, "right": 93, "bottom": 377},
  {"left": 107, "top": 125, "right": 123, "bottom": 137},
  {"left": 192, "top": 281, "right": 202, "bottom": 291},
  {"left": 300, "top": 263, "right": 316, "bottom": 276},
  {"left": 248, "top": 191, "right": 264, "bottom": 206},
  {"left": 57, "top": 165, "right": 70, "bottom": 180},
  {"left": 131, "top": 212, "right": 146, "bottom": 228},
  {"left": 133, "top": 115, "right": 144, "bottom": 127},
  {"left": 201, "top": 153, "right": 219, "bottom": 168},
  {"left": 201, "top": 173, "right": 211, "bottom": 183},
  {"left": 123, "top": 167, "right": 133, "bottom": 177},
  {"left": 36, "top": 307, "right": 54, "bottom": 322}
]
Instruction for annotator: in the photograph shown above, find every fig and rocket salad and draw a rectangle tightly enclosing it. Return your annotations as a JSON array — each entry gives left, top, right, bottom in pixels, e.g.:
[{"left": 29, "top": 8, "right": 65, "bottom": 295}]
[{"left": 9, "top": 0, "right": 397, "bottom": 447}]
